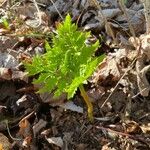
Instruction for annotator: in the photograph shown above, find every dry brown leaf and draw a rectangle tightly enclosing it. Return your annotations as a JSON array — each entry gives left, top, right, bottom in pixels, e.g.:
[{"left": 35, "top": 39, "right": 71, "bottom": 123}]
[
  {"left": 0, "top": 68, "right": 12, "bottom": 80},
  {"left": 33, "top": 119, "right": 47, "bottom": 137},
  {"left": 59, "top": 101, "right": 83, "bottom": 113},
  {"left": 0, "top": 28, "right": 10, "bottom": 34},
  {"left": 0, "top": 52, "right": 18, "bottom": 68},
  {"left": 134, "top": 34, "right": 150, "bottom": 96},
  {"left": 46, "top": 137, "right": 64, "bottom": 148},
  {"left": 16, "top": 85, "right": 38, "bottom": 93},
  {"left": 92, "top": 57, "right": 121, "bottom": 86},
  {"left": 12, "top": 71, "right": 28, "bottom": 81},
  {"left": 22, "top": 136, "right": 32, "bottom": 148},
  {"left": 75, "top": 143, "right": 88, "bottom": 150},
  {"left": 40, "top": 92, "right": 66, "bottom": 104},
  {"left": 16, "top": 4, "right": 37, "bottom": 19},
  {"left": 87, "top": 87, "right": 105, "bottom": 101},
  {"left": 36, "top": 0, "right": 51, "bottom": 5},
  {"left": 99, "top": 8, "right": 121, "bottom": 19},
  {"left": 140, "top": 34, "right": 150, "bottom": 59},
  {"left": 140, "top": 124, "right": 150, "bottom": 133},
  {"left": 0, "top": 133, "right": 11, "bottom": 150},
  {"left": 125, "top": 121, "right": 141, "bottom": 134},
  {"left": 0, "top": 144, "right": 3, "bottom": 150},
  {"left": 18, "top": 52, "right": 32, "bottom": 64}
]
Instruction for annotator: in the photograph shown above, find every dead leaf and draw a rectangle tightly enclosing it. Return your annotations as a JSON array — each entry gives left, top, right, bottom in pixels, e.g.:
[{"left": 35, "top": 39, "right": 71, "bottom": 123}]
[
  {"left": 19, "top": 119, "right": 32, "bottom": 138},
  {"left": 0, "top": 28, "right": 10, "bottom": 34},
  {"left": 36, "top": 0, "right": 51, "bottom": 5},
  {"left": 40, "top": 92, "right": 66, "bottom": 103},
  {"left": 0, "top": 36, "right": 17, "bottom": 52},
  {"left": 0, "top": 133, "right": 11, "bottom": 150},
  {"left": 125, "top": 121, "right": 141, "bottom": 134},
  {"left": 135, "top": 34, "right": 150, "bottom": 96},
  {"left": 99, "top": 8, "right": 121, "bottom": 19},
  {"left": 0, "top": 52, "right": 18, "bottom": 68},
  {"left": 92, "top": 48, "right": 128, "bottom": 87},
  {"left": 22, "top": 136, "right": 32, "bottom": 148},
  {"left": 12, "top": 71, "right": 28, "bottom": 82},
  {"left": 0, "top": 81, "right": 16, "bottom": 101},
  {"left": 59, "top": 101, "right": 83, "bottom": 113},
  {"left": 140, "top": 34, "right": 150, "bottom": 59},
  {"left": 0, "top": 68, "right": 12, "bottom": 80},
  {"left": 16, "top": 95, "right": 28, "bottom": 106},
  {"left": 0, "top": 144, "right": 3, "bottom": 150},
  {"left": 18, "top": 52, "right": 32, "bottom": 64},
  {"left": 140, "top": 124, "right": 150, "bottom": 133},
  {"left": 87, "top": 87, "right": 105, "bottom": 101},
  {"left": 92, "top": 57, "right": 121, "bottom": 86},
  {"left": 33, "top": 119, "right": 47, "bottom": 137},
  {"left": 75, "top": 143, "right": 88, "bottom": 150},
  {"left": 46, "top": 137, "right": 63, "bottom": 148},
  {"left": 16, "top": 4, "right": 37, "bottom": 19}
]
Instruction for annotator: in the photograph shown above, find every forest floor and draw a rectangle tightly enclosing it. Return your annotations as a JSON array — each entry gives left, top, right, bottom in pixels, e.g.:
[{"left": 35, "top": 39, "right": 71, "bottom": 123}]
[{"left": 0, "top": 0, "right": 150, "bottom": 149}]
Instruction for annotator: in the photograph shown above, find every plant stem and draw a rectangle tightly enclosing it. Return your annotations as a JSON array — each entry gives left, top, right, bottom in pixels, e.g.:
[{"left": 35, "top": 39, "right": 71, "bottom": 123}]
[{"left": 79, "top": 84, "right": 93, "bottom": 122}]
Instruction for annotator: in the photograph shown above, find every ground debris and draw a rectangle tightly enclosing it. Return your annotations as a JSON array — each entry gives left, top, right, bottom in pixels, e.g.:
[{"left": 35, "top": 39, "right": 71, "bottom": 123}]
[{"left": 0, "top": 0, "right": 150, "bottom": 149}]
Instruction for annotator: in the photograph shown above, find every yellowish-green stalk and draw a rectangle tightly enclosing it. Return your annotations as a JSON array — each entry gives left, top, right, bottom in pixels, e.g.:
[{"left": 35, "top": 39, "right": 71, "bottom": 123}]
[{"left": 79, "top": 84, "right": 93, "bottom": 122}]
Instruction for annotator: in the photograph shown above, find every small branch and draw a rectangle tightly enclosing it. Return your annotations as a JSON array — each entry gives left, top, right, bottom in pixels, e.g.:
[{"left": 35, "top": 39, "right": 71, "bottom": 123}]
[
  {"left": 101, "top": 57, "right": 137, "bottom": 108},
  {"left": 4, "top": 120, "right": 21, "bottom": 141},
  {"left": 96, "top": 126, "right": 149, "bottom": 146}
]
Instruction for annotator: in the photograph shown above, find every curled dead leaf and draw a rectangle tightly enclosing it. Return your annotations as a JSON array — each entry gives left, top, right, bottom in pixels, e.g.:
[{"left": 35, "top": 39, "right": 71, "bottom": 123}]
[
  {"left": 46, "top": 137, "right": 63, "bottom": 148},
  {"left": 140, "top": 124, "right": 150, "bottom": 133},
  {"left": 19, "top": 119, "right": 32, "bottom": 138},
  {"left": 124, "top": 121, "right": 141, "bottom": 134}
]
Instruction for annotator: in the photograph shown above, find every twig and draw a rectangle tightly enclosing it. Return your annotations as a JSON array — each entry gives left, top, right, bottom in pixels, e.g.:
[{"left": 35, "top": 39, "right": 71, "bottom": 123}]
[
  {"left": 49, "top": 0, "right": 64, "bottom": 20},
  {"left": 100, "top": 1, "right": 143, "bottom": 108},
  {"left": 132, "top": 87, "right": 148, "bottom": 99},
  {"left": 100, "top": 57, "right": 137, "bottom": 108},
  {"left": 91, "top": 0, "right": 119, "bottom": 45},
  {"left": 4, "top": 120, "right": 21, "bottom": 141},
  {"left": 19, "top": 111, "right": 35, "bottom": 124},
  {"left": 96, "top": 125, "right": 150, "bottom": 146},
  {"left": 118, "top": 0, "right": 138, "bottom": 46},
  {"left": 3, "top": 33, "right": 52, "bottom": 38},
  {"left": 101, "top": 68, "right": 129, "bottom": 108},
  {"left": 0, "top": 0, "right": 7, "bottom": 7}
]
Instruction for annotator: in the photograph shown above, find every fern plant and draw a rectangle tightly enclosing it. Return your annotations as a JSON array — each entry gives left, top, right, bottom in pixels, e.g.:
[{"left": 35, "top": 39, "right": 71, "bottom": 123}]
[{"left": 25, "top": 14, "right": 105, "bottom": 121}]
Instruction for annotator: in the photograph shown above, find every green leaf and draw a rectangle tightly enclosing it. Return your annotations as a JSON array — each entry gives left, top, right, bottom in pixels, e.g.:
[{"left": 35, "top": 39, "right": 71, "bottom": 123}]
[
  {"left": 66, "top": 76, "right": 86, "bottom": 99},
  {"left": 45, "top": 40, "right": 51, "bottom": 52},
  {"left": 37, "top": 75, "right": 57, "bottom": 93},
  {"left": 24, "top": 55, "right": 44, "bottom": 75},
  {"left": 24, "top": 14, "right": 105, "bottom": 99},
  {"left": 0, "top": 17, "right": 10, "bottom": 30}
]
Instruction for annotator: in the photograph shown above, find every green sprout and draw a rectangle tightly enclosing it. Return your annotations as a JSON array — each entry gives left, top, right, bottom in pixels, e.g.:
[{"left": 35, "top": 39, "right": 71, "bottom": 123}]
[{"left": 25, "top": 14, "right": 105, "bottom": 121}]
